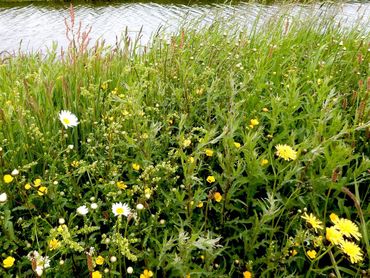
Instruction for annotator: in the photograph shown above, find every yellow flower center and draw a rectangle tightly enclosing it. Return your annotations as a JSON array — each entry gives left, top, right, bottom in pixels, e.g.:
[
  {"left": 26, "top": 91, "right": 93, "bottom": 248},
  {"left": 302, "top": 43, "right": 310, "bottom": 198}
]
[
  {"left": 63, "top": 118, "right": 71, "bottom": 125},
  {"left": 116, "top": 208, "right": 124, "bottom": 215}
]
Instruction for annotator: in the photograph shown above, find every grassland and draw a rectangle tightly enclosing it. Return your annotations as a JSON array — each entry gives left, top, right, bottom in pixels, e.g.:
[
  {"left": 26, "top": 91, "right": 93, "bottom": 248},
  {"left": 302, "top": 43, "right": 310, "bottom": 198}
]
[{"left": 0, "top": 9, "right": 369, "bottom": 278}]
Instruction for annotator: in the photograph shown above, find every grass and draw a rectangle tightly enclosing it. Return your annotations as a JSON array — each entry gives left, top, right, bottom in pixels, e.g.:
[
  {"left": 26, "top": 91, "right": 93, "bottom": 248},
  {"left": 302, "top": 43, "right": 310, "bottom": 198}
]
[{"left": 0, "top": 7, "right": 369, "bottom": 278}]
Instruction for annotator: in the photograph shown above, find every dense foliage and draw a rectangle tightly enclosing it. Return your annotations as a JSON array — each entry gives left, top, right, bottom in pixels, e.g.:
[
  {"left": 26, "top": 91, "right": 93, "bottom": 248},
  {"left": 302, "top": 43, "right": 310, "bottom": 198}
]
[{"left": 0, "top": 10, "right": 369, "bottom": 277}]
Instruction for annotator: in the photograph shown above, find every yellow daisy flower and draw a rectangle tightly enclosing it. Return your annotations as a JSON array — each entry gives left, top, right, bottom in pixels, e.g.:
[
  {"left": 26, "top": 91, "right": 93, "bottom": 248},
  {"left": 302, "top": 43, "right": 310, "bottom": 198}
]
[
  {"left": 334, "top": 218, "right": 362, "bottom": 240},
  {"left": 49, "top": 238, "right": 60, "bottom": 250},
  {"left": 301, "top": 212, "right": 323, "bottom": 232},
  {"left": 326, "top": 226, "right": 343, "bottom": 245},
  {"left": 340, "top": 240, "right": 363, "bottom": 264},
  {"left": 275, "top": 144, "right": 297, "bottom": 161}
]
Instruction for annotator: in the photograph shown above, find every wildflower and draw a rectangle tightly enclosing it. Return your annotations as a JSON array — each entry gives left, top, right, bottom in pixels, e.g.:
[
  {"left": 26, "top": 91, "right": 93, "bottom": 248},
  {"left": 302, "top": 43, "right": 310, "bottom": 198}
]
[
  {"left": 243, "top": 271, "right": 252, "bottom": 278},
  {"left": 127, "top": 266, "right": 134, "bottom": 274},
  {"left": 132, "top": 163, "right": 140, "bottom": 171},
  {"left": 71, "top": 161, "right": 79, "bottom": 167},
  {"left": 329, "top": 213, "right": 339, "bottom": 223},
  {"left": 95, "top": 256, "right": 104, "bottom": 265},
  {"left": 11, "top": 169, "right": 19, "bottom": 176},
  {"left": 136, "top": 203, "right": 144, "bottom": 210},
  {"left": 140, "top": 269, "right": 154, "bottom": 278},
  {"left": 3, "top": 256, "right": 15, "bottom": 268},
  {"left": 260, "top": 159, "right": 268, "bottom": 166},
  {"left": 34, "top": 179, "right": 42, "bottom": 187},
  {"left": 188, "top": 157, "right": 195, "bottom": 163},
  {"left": 3, "top": 174, "right": 13, "bottom": 183},
  {"left": 307, "top": 250, "right": 317, "bottom": 259},
  {"left": 59, "top": 110, "right": 79, "bottom": 129},
  {"left": 144, "top": 188, "right": 152, "bottom": 199},
  {"left": 0, "top": 192, "right": 7, "bottom": 202},
  {"left": 25, "top": 183, "right": 32, "bottom": 190},
  {"left": 262, "top": 107, "right": 269, "bottom": 112},
  {"left": 183, "top": 139, "right": 191, "bottom": 148},
  {"left": 38, "top": 186, "right": 48, "bottom": 196},
  {"left": 290, "top": 249, "right": 297, "bottom": 256},
  {"left": 77, "top": 205, "right": 89, "bottom": 216},
  {"left": 234, "top": 142, "right": 241, "bottom": 148},
  {"left": 313, "top": 236, "right": 323, "bottom": 247},
  {"left": 301, "top": 212, "right": 323, "bottom": 232},
  {"left": 214, "top": 192, "right": 222, "bottom": 202},
  {"left": 112, "top": 202, "right": 131, "bottom": 217},
  {"left": 340, "top": 240, "right": 363, "bottom": 264},
  {"left": 110, "top": 256, "right": 117, "bottom": 263},
  {"left": 205, "top": 149, "right": 214, "bottom": 157},
  {"left": 206, "top": 175, "right": 215, "bottom": 183},
  {"left": 116, "top": 181, "right": 127, "bottom": 190},
  {"left": 91, "top": 203, "right": 98, "bottom": 210},
  {"left": 58, "top": 218, "right": 65, "bottom": 225},
  {"left": 334, "top": 218, "right": 362, "bottom": 240},
  {"left": 92, "top": 271, "right": 102, "bottom": 278},
  {"left": 275, "top": 144, "right": 297, "bottom": 161},
  {"left": 49, "top": 238, "right": 60, "bottom": 250},
  {"left": 197, "top": 201, "right": 204, "bottom": 208},
  {"left": 326, "top": 226, "right": 343, "bottom": 245},
  {"left": 249, "top": 118, "right": 259, "bottom": 128}
]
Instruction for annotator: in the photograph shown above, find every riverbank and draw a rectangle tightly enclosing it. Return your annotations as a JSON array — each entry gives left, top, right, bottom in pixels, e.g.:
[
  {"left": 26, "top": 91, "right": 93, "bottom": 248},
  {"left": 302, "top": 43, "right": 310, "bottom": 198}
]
[{"left": 0, "top": 14, "right": 369, "bottom": 277}]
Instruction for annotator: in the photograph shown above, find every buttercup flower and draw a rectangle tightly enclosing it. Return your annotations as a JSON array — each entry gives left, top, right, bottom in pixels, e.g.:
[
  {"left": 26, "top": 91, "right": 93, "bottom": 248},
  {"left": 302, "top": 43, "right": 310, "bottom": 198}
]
[
  {"left": 3, "top": 174, "right": 13, "bottom": 184},
  {"left": 132, "top": 163, "right": 140, "bottom": 171},
  {"left": 140, "top": 269, "right": 154, "bottom": 278},
  {"left": 59, "top": 110, "right": 79, "bottom": 129},
  {"left": 205, "top": 149, "right": 214, "bottom": 157},
  {"left": 243, "top": 271, "right": 252, "bottom": 278},
  {"left": 34, "top": 179, "right": 42, "bottom": 187},
  {"left": 334, "top": 218, "right": 362, "bottom": 240},
  {"left": 25, "top": 183, "right": 32, "bottom": 190},
  {"left": 112, "top": 202, "right": 131, "bottom": 217},
  {"left": 260, "top": 159, "right": 269, "bottom": 166},
  {"left": 3, "top": 256, "right": 15, "bottom": 268},
  {"left": 307, "top": 250, "right": 317, "bottom": 259},
  {"left": 92, "top": 271, "right": 102, "bottom": 278},
  {"left": 301, "top": 212, "right": 323, "bottom": 232},
  {"left": 38, "top": 186, "right": 48, "bottom": 196},
  {"left": 340, "top": 240, "right": 363, "bottom": 264},
  {"left": 249, "top": 118, "right": 259, "bottom": 128},
  {"left": 95, "top": 256, "right": 104, "bottom": 265},
  {"left": 77, "top": 205, "right": 89, "bottom": 216},
  {"left": 275, "top": 144, "right": 297, "bottom": 161},
  {"left": 206, "top": 176, "right": 215, "bottom": 183},
  {"left": 214, "top": 192, "right": 222, "bottom": 202},
  {"left": 326, "top": 226, "right": 343, "bottom": 245}
]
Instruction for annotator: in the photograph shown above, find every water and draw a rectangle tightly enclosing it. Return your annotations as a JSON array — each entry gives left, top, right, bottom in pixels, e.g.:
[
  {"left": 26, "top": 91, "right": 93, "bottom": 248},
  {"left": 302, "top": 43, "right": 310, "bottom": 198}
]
[{"left": 0, "top": 1, "right": 369, "bottom": 53}]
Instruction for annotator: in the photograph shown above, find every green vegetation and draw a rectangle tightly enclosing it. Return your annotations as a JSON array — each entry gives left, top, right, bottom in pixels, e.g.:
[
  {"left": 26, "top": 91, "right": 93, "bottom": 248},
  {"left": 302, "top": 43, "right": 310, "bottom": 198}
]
[{"left": 0, "top": 10, "right": 369, "bottom": 278}]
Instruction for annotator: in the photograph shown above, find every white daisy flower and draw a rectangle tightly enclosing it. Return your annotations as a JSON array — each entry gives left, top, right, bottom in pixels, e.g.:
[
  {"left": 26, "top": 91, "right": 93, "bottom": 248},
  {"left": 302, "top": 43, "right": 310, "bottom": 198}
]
[
  {"left": 59, "top": 110, "right": 79, "bottom": 129},
  {"left": 112, "top": 202, "right": 131, "bottom": 217},
  {"left": 76, "top": 205, "right": 89, "bottom": 216}
]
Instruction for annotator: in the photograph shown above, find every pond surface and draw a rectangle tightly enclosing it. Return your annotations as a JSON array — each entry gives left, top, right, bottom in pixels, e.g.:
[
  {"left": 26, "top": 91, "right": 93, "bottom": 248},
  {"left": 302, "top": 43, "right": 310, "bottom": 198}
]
[{"left": 0, "top": 1, "right": 369, "bottom": 53}]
